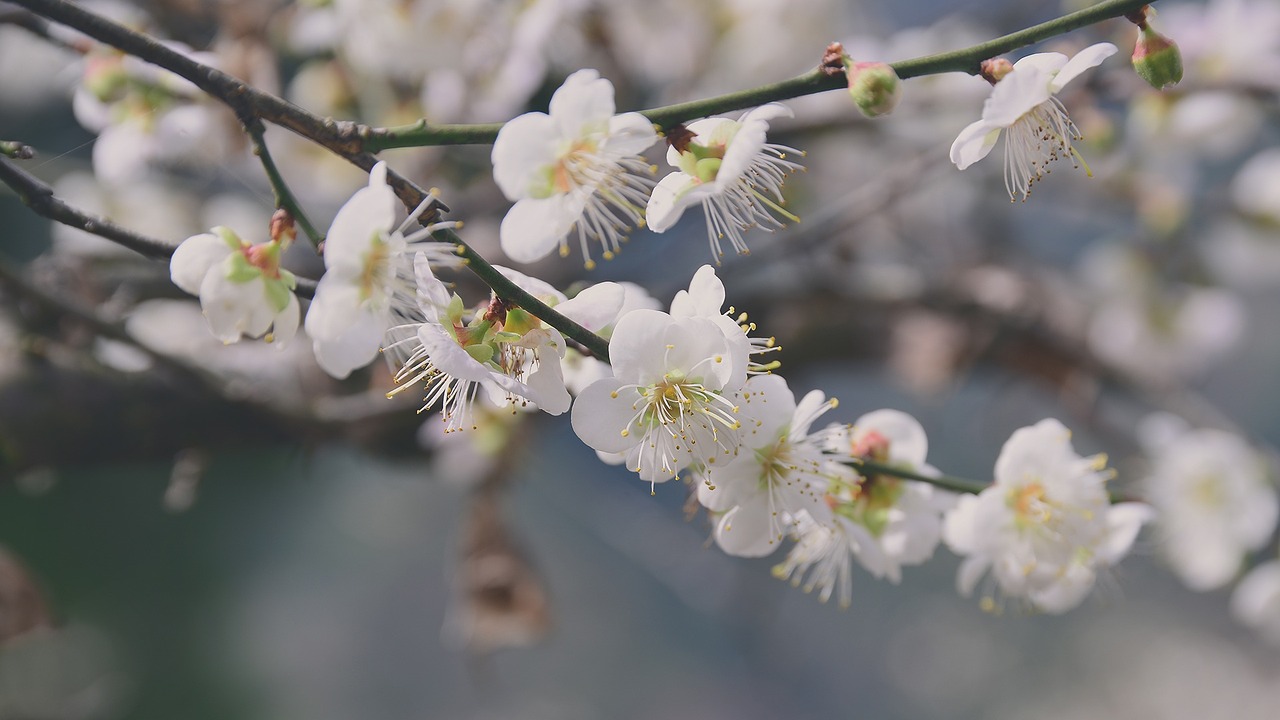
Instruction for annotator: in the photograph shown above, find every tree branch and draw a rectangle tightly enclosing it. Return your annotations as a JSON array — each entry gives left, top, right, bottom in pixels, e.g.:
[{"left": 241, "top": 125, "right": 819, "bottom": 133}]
[
  {"left": 0, "top": 156, "right": 318, "bottom": 298},
  {"left": 8, "top": 0, "right": 613, "bottom": 362},
  {"left": 363, "top": 0, "right": 1156, "bottom": 150}
]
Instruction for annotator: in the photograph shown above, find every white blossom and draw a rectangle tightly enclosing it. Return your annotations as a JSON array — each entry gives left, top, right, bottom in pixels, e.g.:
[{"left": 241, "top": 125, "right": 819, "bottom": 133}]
[
  {"left": 943, "top": 419, "right": 1152, "bottom": 613},
  {"left": 570, "top": 308, "right": 745, "bottom": 485},
  {"left": 492, "top": 69, "right": 658, "bottom": 266},
  {"left": 695, "top": 374, "right": 837, "bottom": 557},
  {"left": 646, "top": 104, "right": 804, "bottom": 259},
  {"left": 950, "top": 43, "right": 1116, "bottom": 201},
  {"left": 305, "top": 161, "right": 460, "bottom": 379},
  {"left": 169, "top": 227, "right": 300, "bottom": 346},
  {"left": 386, "top": 259, "right": 578, "bottom": 431},
  {"left": 1143, "top": 427, "right": 1277, "bottom": 591}
]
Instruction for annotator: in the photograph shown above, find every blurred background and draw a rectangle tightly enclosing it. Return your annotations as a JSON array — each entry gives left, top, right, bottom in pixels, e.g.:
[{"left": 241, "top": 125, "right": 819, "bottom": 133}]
[{"left": 2, "top": 0, "right": 1280, "bottom": 718}]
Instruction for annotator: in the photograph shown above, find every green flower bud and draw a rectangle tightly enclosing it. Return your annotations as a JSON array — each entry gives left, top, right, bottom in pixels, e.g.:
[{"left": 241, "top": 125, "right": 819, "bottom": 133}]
[
  {"left": 843, "top": 60, "right": 902, "bottom": 118},
  {"left": 1133, "top": 26, "right": 1183, "bottom": 90}
]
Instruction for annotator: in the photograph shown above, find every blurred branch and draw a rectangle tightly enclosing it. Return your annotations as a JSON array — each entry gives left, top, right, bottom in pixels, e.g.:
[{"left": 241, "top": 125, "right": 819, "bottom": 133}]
[
  {"left": 0, "top": 157, "right": 319, "bottom": 298},
  {"left": 365, "top": 0, "right": 1158, "bottom": 150},
  {"left": 7, "top": 0, "right": 614, "bottom": 362},
  {"left": 0, "top": 156, "right": 179, "bottom": 262}
]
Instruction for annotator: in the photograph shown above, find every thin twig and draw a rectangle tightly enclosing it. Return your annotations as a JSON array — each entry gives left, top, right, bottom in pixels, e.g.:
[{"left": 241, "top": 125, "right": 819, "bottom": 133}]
[
  {"left": 0, "top": 157, "right": 318, "bottom": 298},
  {"left": 363, "top": 0, "right": 1156, "bottom": 150},
  {"left": 244, "top": 120, "right": 324, "bottom": 249}
]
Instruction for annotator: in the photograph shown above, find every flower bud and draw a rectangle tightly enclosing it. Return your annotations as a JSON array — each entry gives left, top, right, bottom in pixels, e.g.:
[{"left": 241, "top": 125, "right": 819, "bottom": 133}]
[
  {"left": 1132, "top": 26, "right": 1183, "bottom": 89},
  {"left": 843, "top": 60, "right": 902, "bottom": 118}
]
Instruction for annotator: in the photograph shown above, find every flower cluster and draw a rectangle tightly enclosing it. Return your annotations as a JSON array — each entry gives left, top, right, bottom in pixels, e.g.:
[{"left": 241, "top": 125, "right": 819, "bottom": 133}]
[{"left": 152, "top": 39, "right": 1280, "bottom": 628}]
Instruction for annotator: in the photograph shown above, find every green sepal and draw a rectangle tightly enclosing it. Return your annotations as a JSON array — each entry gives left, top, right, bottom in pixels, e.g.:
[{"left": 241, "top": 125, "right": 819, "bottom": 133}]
[
  {"left": 694, "top": 157, "right": 722, "bottom": 183},
  {"left": 464, "top": 343, "right": 494, "bottom": 365},
  {"left": 225, "top": 252, "right": 261, "bottom": 284},
  {"left": 213, "top": 226, "right": 243, "bottom": 250},
  {"left": 263, "top": 278, "right": 292, "bottom": 313}
]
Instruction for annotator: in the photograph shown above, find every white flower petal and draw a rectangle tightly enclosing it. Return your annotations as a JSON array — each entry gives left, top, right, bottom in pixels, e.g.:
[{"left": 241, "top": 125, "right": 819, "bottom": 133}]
[
  {"left": 491, "top": 112, "right": 559, "bottom": 200},
  {"left": 548, "top": 68, "right": 614, "bottom": 138},
  {"left": 556, "top": 282, "right": 624, "bottom": 332},
  {"left": 645, "top": 172, "right": 703, "bottom": 233},
  {"left": 570, "top": 378, "right": 640, "bottom": 454},
  {"left": 1049, "top": 42, "right": 1117, "bottom": 92},
  {"left": 949, "top": 120, "right": 1001, "bottom": 170},
  {"left": 170, "top": 233, "right": 233, "bottom": 295},
  {"left": 714, "top": 504, "right": 782, "bottom": 558},
  {"left": 499, "top": 195, "right": 583, "bottom": 263}
]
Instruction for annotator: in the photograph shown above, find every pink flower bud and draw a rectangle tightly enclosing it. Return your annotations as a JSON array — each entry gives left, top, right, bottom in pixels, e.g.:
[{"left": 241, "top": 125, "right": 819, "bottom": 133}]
[{"left": 1132, "top": 26, "right": 1183, "bottom": 89}]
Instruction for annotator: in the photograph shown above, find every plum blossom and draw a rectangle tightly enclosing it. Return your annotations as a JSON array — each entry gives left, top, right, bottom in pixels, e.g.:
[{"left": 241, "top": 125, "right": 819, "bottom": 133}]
[
  {"left": 1142, "top": 426, "right": 1277, "bottom": 591},
  {"left": 169, "top": 226, "right": 300, "bottom": 346},
  {"left": 773, "top": 409, "right": 952, "bottom": 607},
  {"left": 950, "top": 43, "right": 1116, "bottom": 201},
  {"left": 492, "top": 69, "right": 658, "bottom": 267},
  {"left": 670, "top": 264, "right": 778, "bottom": 379},
  {"left": 695, "top": 374, "right": 838, "bottom": 557},
  {"left": 386, "top": 259, "right": 594, "bottom": 431},
  {"left": 74, "top": 41, "right": 234, "bottom": 183},
  {"left": 646, "top": 104, "right": 805, "bottom": 259},
  {"left": 570, "top": 308, "right": 747, "bottom": 485},
  {"left": 943, "top": 419, "right": 1152, "bottom": 613},
  {"left": 305, "top": 162, "right": 460, "bottom": 379},
  {"left": 560, "top": 281, "right": 660, "bottom": 396}
]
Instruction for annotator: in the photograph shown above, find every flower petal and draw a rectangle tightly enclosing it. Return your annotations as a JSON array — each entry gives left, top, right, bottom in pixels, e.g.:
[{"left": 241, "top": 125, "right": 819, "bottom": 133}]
[
  {"left": 949, "top": 120, "right": 1001, "bottom": 170},
  {"left": 570, "top": 378, "right": 639, "bottom": 454},
  {"left": 1050, "top": 42, "right": 1117, "bottom": 92},
  {"left": 645, "top": 172, "right": 703, "bottom": 233},
  {"left": 491, "top": 112, "right": 558, "bottom": 200},
  {"left": 499, "top": 195, "right": 582, "bottom": 263},
  {"left": 549, "top": 68, "right": 614, "bottom": 138},
  {"left": 715, "top": 504, "right": 782, "bottom": 558},
  {"left": 170, "top": 233, "right": 233, "bottom": 295}
]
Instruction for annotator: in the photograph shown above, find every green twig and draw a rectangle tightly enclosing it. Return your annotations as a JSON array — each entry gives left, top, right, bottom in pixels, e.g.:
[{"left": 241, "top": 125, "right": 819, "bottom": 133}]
[
  {"left": 850, "top": 458, "right": 990, "bottom": 495},
  {"left": 244, "top": 121, "right": 324, "bottom": 249},
  {"left": 364, "top": 0, "right": 1155, "bottom": 150}
]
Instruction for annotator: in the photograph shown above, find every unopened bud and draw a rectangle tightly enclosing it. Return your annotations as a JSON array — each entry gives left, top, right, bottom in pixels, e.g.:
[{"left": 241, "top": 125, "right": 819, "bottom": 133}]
[
  {"left": 270, "top": 208, "right": 297, "bottom": 247},
  {"left": 1132, "top": 26, "right": 1183, "bottom": 89},
  {"left": 843, "top": 60, "right": 902, "bottom": 118},
  {"left": 979, "top": 57, "right": 1014, "bottom": 84}
]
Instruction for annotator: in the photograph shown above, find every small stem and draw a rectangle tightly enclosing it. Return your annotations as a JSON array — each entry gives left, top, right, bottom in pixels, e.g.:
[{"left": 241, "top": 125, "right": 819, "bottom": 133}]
[
  {"left": 848, "top": 457, "right": 1136, "bottom": 504},
  {"left": 364, "top": 0, "right": 1156, "bottom": 150},
  {"left": 850, "top": 458, "right": 990, "bottom": 495},
  {"left": 245, "top": 121, "right": 324, "bottom": 249}
]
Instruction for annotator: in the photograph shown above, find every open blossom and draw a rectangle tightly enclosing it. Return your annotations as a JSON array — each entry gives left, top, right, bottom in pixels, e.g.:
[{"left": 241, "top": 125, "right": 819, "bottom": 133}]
[
  {"left": 646, "top": 104, "right": 804, "bottom": 260},
  {"left": 570, "top": 308, "right": 746, "bottom": 485},
  {"left": 943, "top": 419, "right": 1152, "bottom": 614},
  {"left": 492, "top": 69, "right": 658, "bottom": 267},
  {"left": 170, "top": 226, "right": 299, "bottom": 346},
  {"left": 670, "top": 264, "right": 777, "bottom": 379},
  {"left": 1143, "top": 427, "right": 1277, "bottom": 591},
  {"left": 305, "top": 161, "right": 460, "bottom": 379},
  {"left": 950, "top": 43, "right": 1116, "bottom": 201},
  {"left": 560, "top": 281, "right": 660, "bottom": 396},
  {"left": 773, "top": 409, "right": 952, "bottom": 607},
  {"left": 387, "top": 259, "right": 594, "bottom": 431},
  {"left": 695, "top": 374, "right": 838, "bottom": 558}
]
